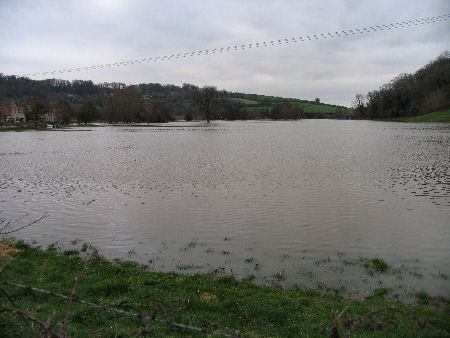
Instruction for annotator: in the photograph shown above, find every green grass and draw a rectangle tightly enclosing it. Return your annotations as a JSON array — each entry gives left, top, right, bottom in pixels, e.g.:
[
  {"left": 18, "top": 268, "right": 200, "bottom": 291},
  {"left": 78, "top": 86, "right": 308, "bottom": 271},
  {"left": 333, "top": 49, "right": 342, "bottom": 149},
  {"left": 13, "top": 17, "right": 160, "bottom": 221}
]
[
  {"left": 361, "top": 257, "right": 389, "bottom": 274},
  {"left": 0, "top": 241, "right": 449, "bottom": 337},
  {"left": 61, "top": 121, "right": 108, "bottom": 127},
  {"left": 240, "top": 105, "right": 272, "bottom": 112},
  {"left": 227, "top": 98, "right": 260, "bottom": 105},
  {"left": 377, "top": 109, "right": 450, "bottom": 123},
  {"left": 230, "top": 94, "right": 353, "bottom": 116},
  {"left": 292, "top": 102, "right": 341, "bottom": 114},
  {"left": 0, "top": 127, "right": 49, "bottom": 132}
]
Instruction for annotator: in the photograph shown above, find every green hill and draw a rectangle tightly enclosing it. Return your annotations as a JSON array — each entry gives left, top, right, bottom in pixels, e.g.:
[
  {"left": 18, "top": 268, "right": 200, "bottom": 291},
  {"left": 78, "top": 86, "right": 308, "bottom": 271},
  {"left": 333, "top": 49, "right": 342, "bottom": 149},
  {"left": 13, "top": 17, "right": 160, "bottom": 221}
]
[{"left": 227, "top": 94, "right": 352, "bottom": 118}]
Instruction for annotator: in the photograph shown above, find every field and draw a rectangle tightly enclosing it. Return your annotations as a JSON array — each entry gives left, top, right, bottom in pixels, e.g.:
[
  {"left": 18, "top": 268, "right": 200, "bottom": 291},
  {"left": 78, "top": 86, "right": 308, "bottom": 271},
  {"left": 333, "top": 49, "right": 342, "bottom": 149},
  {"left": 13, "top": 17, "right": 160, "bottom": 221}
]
[
  {"left": 227, "top": 98, "right": 261, "bottom": 105},
  {"left": 231, "top": 94, "right": 352, "bottom": 116},
  {"left": 379, "top": 109, "right": 450, "bottom": 123}
]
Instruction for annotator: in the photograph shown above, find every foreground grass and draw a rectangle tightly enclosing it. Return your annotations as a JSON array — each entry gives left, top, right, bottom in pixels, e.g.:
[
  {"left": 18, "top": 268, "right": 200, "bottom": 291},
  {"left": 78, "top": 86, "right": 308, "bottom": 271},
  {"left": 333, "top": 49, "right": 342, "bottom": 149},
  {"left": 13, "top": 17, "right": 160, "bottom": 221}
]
[
  {"left": 376, "top": 109, "right": 450, "bottom": 123},
  {"left": 0, "top": 242, "right": 449, "bottom": 337}
]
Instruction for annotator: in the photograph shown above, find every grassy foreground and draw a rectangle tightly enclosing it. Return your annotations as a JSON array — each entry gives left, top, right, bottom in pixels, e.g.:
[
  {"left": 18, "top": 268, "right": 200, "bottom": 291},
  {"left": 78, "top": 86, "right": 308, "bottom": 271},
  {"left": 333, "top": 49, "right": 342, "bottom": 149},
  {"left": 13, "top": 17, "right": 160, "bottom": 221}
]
[
  {"left": 377, "top": 109, "right": 450, "bottom": 123},
  {"left": 0, "top": 241, "right": 449, "bottom": 337}
]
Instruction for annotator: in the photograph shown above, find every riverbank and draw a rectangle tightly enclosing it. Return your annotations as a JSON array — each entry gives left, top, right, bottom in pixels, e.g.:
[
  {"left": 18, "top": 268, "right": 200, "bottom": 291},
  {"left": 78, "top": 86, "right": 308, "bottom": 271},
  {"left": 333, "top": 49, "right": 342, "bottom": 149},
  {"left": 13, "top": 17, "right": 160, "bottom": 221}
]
[
  {"left": 0, "top": 241, "right": 448, "bottom": 337},
  {"left": 374, "top": 109, "right": 450, "bottom": 123},
  {"left": 1, "top": 109, "right": 448, "bottom": 131},
  {"left": 0, "top": 126, "right": 49, "bottom": 132},
  {"left": 0, "top": 123, "right": 102, "bottom": 132}
]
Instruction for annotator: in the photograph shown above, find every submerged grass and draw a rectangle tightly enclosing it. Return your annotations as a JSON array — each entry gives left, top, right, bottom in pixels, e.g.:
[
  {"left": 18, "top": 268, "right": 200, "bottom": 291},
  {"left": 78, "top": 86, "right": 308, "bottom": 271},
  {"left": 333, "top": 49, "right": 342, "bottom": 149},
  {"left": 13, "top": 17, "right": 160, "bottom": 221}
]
[
  {"left": 0, "top": 241, "right": 449, "bottom": 337},
  {"left": 361, "top": 257, "right": 389, "bottom": 274}
]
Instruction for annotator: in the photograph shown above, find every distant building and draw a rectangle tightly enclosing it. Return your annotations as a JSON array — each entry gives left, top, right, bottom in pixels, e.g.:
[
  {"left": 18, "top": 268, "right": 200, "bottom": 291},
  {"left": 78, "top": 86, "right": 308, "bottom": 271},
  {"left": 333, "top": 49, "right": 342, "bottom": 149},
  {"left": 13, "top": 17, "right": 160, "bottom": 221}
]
[
  {"left": 0, "top": 104, "right": 26, "bottom": 124},
  {"left": 41, "top": 108, "right": 57, "bottom": 123}
]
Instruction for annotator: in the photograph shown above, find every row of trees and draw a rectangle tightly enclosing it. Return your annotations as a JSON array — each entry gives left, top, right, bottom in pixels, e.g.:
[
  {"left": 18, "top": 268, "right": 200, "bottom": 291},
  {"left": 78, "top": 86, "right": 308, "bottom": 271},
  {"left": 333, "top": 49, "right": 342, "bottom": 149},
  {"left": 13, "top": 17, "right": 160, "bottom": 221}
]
[
  {"left": 269, "top": 103, "right": 303, "bottom": 119},
  {"left": 2, "top": 73, "right": 341, "bottom": 123},
  {"left": 3, "top": 83, "right": 310, "bottom": 125},
  {"left": 23, "top": 88, "right": 176, "bottom": 125},
  {"left": 25, "top": 93, "right": 98, "bottom": 126},
  {"left": 353, "top": 51, "right": 449, "bottom": 118}
]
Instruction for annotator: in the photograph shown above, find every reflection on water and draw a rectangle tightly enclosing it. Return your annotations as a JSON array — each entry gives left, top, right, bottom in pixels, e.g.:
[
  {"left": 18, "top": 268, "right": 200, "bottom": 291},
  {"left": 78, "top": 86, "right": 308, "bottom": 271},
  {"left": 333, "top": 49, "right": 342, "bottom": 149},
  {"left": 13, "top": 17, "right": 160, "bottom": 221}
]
[{"left": 1, "top": 120, "right": 449, "bottom": 297}]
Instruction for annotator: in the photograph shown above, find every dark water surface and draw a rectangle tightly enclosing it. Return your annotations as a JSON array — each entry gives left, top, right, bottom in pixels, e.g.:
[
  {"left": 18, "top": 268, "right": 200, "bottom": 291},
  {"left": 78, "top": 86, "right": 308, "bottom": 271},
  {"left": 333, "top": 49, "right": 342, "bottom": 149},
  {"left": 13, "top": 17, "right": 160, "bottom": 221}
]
[{"left": 1, "top": 120, "right": 449, "bottom": 297}]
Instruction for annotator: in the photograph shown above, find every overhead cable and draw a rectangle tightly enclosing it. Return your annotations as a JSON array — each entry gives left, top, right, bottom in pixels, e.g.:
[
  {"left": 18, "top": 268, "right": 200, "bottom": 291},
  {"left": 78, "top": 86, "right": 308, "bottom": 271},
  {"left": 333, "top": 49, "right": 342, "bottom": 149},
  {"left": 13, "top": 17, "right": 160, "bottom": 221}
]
[{"left": 24, "top": 14, "right": 450, "bottom": 77}]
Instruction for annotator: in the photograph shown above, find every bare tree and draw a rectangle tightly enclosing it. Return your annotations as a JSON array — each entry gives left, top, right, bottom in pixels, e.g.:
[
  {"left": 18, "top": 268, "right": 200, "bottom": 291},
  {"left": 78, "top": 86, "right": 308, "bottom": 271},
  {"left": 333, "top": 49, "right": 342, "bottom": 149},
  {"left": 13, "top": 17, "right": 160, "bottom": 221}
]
[
  {"left": 352, "top": 93, "right": 366, "bottom": 117},
  {"left": 193, "top": 86, "right": 219, "bottom": 123}
]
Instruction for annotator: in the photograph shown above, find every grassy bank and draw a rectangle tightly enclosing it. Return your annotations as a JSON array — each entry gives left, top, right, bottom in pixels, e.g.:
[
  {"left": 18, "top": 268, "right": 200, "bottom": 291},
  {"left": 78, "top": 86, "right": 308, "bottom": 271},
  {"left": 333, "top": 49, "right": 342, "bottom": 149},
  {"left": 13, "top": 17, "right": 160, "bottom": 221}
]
[
  {"left": 376, "top": 109, "right": 450, "bottom": 123},
  {"left": 0, "top": 127, "right": 49, "bottom": 132},
  {"left": 0, "top": 124, "right": 100, "bottom": 132},
  {"left": 0, "top": 241, "right": 448, "bottom": 337}
]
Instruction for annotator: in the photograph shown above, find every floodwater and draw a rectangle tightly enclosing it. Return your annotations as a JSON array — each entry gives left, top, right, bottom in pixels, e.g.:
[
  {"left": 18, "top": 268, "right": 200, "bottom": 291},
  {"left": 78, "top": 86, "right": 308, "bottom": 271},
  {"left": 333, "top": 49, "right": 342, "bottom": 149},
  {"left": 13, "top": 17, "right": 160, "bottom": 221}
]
[{"left": 1, "top": 120, "right": 449, "bottom": 298}]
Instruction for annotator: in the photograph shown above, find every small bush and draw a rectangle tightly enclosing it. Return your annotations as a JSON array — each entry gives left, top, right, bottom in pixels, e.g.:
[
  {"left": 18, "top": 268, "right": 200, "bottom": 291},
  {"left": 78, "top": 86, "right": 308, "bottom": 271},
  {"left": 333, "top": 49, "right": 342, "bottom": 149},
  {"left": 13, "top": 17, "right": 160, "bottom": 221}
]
[
  {"left": 370, "top": 287, "right": 391, "bottom": 299},
  {"left": 416, "top": 291, "right": 432, "bottom": 305},
  {"left": 371, "top": 258, "right": 389, "bottom": 272},
  {"left": 63, "top": 249, "right": 79, "bottom": 256}
]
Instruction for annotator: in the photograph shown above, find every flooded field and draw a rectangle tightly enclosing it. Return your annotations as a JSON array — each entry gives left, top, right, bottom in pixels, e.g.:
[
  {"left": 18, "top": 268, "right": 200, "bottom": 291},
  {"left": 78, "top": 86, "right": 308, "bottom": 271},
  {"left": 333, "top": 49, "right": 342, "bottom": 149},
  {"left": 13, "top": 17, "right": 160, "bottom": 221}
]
[{"left": 1, "top": 120, "right": 449, "bottom": 298}]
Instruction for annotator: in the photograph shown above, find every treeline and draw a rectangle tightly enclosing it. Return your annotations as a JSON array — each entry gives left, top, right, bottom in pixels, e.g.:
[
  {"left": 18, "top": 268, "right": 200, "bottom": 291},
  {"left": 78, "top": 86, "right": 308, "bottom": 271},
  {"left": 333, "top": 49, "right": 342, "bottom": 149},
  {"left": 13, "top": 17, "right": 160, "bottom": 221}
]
[
  {"left": 0, "top": 77, "right": 303, "bottom": 123},
  {"left": 0, "top": 72, "right": 349, "bottom": 124},
  {"left": 353, "top": 51, "right": 450, "bottom": 118},
  {"left": 0, "top": 76, "right": 258, "bottom": 123}
]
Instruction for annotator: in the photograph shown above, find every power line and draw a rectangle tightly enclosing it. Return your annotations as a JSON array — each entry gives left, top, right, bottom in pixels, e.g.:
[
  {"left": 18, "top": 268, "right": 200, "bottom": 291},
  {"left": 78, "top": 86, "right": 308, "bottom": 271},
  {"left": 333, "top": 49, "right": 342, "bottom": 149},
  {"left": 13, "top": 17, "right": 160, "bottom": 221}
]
[{"left": 24, "top": 14, "right": 449, "bottom": 78}]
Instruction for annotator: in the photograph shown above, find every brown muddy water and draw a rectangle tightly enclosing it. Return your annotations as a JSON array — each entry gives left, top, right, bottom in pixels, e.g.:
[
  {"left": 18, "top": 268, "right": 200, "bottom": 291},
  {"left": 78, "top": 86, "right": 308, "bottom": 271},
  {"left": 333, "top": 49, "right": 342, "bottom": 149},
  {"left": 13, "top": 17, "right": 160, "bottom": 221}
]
[{"left": 1, "top": 120, "right": 449, "bottom": 298}]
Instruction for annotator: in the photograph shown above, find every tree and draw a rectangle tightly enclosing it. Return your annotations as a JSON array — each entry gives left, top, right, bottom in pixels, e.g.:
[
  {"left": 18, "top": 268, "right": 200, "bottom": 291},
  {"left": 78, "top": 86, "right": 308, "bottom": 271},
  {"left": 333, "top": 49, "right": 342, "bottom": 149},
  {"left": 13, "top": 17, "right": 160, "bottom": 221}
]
[
  {"left": 314, "top": 98, "right": 320, "bottom": 104},
  {"left": 54, "top": 101, "right": 74, "bottom": 125},
  {"left": 352, "top": 93, "right": 366, "bottom": 118},
  {"left": 26, "top": 92, "right": 48, "bottom": 125},
  {"left": 359, "top": 51, "right": 450, "bottom": 118},
  {"left": 78, "top": 101, "right": 97, "bottom": 124},
  {"left": 334, "top": 106, "right": 347, "bottom": 119},
  {"left": 270, "top": 103, "right": 303, "bottom": 120},
  {"left": 193, "top": 86, "right": 219, "bottom": 123},
  {"left": 148, "top": 101, "right": 173, "bottom": 123},
  {"left": 106, "top": 87, "right": 143, "bottom": 123},
  {"left": 0, "top": 85, "right": 7, "bottom": 106}
]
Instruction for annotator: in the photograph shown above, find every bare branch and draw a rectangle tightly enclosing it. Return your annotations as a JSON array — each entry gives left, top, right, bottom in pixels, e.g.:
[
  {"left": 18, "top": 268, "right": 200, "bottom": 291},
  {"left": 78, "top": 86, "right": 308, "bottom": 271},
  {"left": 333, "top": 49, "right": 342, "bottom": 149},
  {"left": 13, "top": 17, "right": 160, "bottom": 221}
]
[
  {"left": 0, "top": 307, "right": 62, "bottom": 338},
  {"left": 344, "top": 307, "right": 425, "bottom": 337},
  {"left": 188, "top": 314, "right": 241, "bottom": 337},
  {"left": 60, "top": 250, "right": 96, "bottom": 336},
  {"left": 337, "top": 306, "right": 349, "bottom": 321},
  {"left": 1, "top": 279, "right": 139, "bottom": 317},
  {"left": 0, "top": 213, "right": 47, "bottom": 235},
  {"left": 0, "top": 261, "right": 10, "bottom": 274},
  {"left": 135, "top": 299, "right": 188, "bottom": 337},
  {"left": 0, "top": 286, "right": 34, "bottom": 331},
  {"left": 2, "top": 279, "right": 239, "bottom": 336},
  {"left": 169, "top": 321, "right": 238, "bottom": 337},
  {"left": 0, "top": 213, "right": 29, "bottom": 233}
]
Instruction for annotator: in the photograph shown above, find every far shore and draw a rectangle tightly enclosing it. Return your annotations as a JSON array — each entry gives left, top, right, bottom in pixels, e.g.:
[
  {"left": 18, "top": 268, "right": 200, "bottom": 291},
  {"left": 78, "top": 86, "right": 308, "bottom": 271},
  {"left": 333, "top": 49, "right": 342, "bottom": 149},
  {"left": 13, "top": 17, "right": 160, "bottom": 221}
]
[{"left": 1, "top": 110, "right": 449, "bottom": 132}]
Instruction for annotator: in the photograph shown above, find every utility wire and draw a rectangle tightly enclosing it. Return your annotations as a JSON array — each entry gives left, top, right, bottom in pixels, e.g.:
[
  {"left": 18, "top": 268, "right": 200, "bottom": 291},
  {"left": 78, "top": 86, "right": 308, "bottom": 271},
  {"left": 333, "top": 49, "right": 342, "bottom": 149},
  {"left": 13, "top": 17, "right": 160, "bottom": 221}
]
[{"left": 24, "top": 14, "right": 449, "bottom": 77}]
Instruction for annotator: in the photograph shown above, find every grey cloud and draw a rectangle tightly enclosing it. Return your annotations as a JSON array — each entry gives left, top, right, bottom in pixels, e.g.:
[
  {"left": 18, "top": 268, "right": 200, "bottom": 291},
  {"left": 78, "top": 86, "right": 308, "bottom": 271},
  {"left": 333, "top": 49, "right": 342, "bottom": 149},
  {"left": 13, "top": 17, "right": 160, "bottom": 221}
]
[{"left": 0, "top": 0, "right": 448, "bottom": 106}]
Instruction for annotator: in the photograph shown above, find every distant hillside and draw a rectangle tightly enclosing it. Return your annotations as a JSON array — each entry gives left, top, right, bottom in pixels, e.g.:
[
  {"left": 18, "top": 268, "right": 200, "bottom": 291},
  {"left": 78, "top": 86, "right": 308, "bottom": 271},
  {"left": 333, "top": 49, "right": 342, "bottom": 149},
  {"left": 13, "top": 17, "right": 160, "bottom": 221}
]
[
  {"left": 226, "top": 94, "right": 352, "bottom": 119},
  {"left": 0, "top": 74, "right": 351, "bottom": 122},
  {"left": 354, "top": 51, "right": 450, "bottom": 119}
]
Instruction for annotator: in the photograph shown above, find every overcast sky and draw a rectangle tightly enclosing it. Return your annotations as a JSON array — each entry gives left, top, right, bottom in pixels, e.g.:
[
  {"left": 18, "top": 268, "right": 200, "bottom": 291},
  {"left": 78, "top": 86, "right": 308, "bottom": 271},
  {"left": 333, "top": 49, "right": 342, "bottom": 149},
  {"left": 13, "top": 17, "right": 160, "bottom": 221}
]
[{"left": 1, "top": 0, "right": 448, "bottom": 106}]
